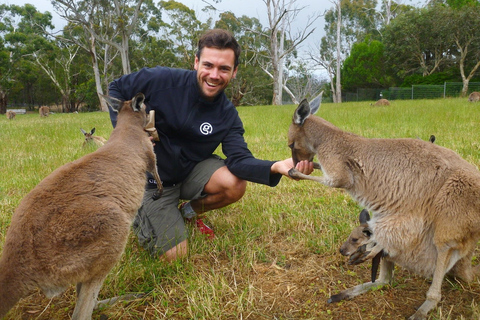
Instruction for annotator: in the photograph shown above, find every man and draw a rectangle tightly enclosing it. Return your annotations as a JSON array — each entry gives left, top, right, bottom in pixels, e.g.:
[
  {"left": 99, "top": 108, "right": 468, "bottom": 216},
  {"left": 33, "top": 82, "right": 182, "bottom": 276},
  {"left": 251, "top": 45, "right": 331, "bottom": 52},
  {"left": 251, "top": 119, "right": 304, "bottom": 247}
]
[{"left": 108, "top": 29, "right": 313, "bottom": 262}]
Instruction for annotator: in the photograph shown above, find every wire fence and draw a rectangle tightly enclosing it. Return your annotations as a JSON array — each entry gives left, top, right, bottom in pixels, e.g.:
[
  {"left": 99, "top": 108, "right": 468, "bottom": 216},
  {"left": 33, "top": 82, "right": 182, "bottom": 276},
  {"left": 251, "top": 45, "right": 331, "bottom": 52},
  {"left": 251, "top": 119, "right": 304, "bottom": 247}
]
[{"left": 342, "top": 82, "right": 480, "bottom": 102}]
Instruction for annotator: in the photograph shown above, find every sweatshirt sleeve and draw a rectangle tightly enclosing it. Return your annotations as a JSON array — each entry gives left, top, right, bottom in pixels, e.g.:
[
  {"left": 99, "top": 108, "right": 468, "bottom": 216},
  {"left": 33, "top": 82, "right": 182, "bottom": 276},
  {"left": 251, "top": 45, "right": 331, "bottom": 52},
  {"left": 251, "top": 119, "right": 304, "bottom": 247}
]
[
  {"left": 222, "top": 116, "right": 282, "bottom": 187},
  {"left": 108, "top": 67, "right": 164, "bottom": 127}
]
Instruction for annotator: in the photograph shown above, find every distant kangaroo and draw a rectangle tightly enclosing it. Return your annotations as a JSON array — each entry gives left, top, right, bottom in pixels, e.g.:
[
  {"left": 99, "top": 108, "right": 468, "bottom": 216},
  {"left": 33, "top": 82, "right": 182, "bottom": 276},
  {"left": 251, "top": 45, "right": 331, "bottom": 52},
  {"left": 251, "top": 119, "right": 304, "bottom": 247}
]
[
  {"left": 0, "top": 93, "right": 163, "bottom": 320},
  {"left": 287, "top": 97, "right": 480, "bottom": 320},
  {"left": 6, "top": 110, "right": 16, "bottom": 120},
  {"left": 372, "top": 98, "right": 390, "bottom": 106},
  {"left": 468, "top": 91, "right": 480, "bottom": 102},
  {"left": 81, "top": 127, "right": 107, "bottom": 148},
  {"left": 39, "top": 106, "right": 50, "bottom": 117}
]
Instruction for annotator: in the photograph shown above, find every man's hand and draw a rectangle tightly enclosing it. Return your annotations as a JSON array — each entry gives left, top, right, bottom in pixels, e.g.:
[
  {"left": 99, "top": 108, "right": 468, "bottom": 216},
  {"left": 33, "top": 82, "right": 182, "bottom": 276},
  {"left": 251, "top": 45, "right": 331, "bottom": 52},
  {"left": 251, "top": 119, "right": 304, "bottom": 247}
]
[{"left": 271, "top": 158, "right": 314, "bottom": 178}]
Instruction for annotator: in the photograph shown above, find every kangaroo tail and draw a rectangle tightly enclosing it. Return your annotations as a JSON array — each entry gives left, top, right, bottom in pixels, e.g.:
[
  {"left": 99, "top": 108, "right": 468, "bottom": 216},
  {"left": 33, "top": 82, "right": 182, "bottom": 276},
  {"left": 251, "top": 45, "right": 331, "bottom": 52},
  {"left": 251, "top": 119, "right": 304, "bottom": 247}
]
[{"left": 0, "top": 259, "right": 27, "bottom": 318}]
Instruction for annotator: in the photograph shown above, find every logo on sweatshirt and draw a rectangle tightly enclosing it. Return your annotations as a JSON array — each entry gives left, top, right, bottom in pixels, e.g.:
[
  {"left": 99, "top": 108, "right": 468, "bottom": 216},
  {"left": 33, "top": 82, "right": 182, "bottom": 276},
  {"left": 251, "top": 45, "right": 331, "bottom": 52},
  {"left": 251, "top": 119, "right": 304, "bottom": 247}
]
[{"left": 200, "top": 122, "right": 213, "bottom": 135}]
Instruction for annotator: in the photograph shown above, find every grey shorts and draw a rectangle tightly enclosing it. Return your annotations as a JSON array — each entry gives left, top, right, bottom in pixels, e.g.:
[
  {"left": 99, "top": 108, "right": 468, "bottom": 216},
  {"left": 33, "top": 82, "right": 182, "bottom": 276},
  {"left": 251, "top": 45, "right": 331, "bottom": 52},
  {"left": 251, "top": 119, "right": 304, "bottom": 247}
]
[{"left": 133, "top": 155, "right": 225, "bottom": 256}]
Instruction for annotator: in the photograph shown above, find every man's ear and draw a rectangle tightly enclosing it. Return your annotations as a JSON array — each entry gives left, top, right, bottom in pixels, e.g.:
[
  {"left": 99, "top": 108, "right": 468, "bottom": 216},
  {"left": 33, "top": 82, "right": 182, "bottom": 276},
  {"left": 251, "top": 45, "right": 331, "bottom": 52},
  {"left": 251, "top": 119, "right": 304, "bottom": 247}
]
[
  {"left": 194, "top": 56, "right": 199, "bottom": 70},
  {"left": 232, "top": 67, "right": 238, "bottom": 79}
]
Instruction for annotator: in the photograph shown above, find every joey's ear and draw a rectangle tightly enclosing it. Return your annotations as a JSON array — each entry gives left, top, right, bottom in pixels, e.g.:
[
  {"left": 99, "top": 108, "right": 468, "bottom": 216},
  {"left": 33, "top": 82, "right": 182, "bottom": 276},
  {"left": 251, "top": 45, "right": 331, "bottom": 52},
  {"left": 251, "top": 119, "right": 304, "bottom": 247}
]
[
  {"left": 132, "top": 93, "right": 145, "bottom": 112},
  {"left": 359, "top": 209, "right": 370, "bottom": 224},
  {"left": 293, "top": 99, "right": 311, "bottom": 126},
  {"left": 91, "top": 127, "right": 96, "bottom": 134},
  {"left": 362, "top": 227, "right": 372, "bottom": 238},
  {"left": 309, "top": 90, "right": 323, "bottom": 115},
  {"left": 101, "top": 94, "right": 123, "bottom": 113},
  {"left": 80, "top": 128, "right": 86, "bottom": 135}
]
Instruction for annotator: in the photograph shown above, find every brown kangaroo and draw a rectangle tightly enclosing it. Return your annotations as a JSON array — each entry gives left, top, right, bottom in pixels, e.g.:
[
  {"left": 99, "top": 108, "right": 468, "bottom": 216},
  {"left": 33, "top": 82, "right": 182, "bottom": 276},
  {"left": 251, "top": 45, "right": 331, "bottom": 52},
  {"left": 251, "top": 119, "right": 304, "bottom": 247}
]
[
  {"left": 468, "top": 91, "right": 480, "bottom": 102},
  {"left": 39, "top": 106, "right": 50, "bottom": 117},
  {"left": 287, "top": 97, "right": 480, "bottom": 320},
  {"left": 372, "top": 98, "right": 390, "bottom": 106},
  {"left": 81, "top": 127, "right": 107, "bottom": 148},
  {"left": 6, "top": 110, "right": 15, "bottom": 120},
  {"left": 0, "top": 93, "right": 163, "bottom": 320}
]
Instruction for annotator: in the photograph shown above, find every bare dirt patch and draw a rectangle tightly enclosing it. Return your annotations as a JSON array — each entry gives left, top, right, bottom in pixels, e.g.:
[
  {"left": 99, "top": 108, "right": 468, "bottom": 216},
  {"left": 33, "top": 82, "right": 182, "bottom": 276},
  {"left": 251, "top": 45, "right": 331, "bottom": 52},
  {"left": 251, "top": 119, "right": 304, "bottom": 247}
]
[{"left": 7, "top": 241, "right": 480, "bottom": 320}]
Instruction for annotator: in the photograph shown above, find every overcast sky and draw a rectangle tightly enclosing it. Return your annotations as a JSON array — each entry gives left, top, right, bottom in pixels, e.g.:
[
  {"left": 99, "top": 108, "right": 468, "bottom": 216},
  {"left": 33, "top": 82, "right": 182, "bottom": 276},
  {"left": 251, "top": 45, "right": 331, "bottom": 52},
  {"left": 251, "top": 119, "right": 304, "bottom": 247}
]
[{"left": 6, "top": 0, "right": 428, "bottom": 55}]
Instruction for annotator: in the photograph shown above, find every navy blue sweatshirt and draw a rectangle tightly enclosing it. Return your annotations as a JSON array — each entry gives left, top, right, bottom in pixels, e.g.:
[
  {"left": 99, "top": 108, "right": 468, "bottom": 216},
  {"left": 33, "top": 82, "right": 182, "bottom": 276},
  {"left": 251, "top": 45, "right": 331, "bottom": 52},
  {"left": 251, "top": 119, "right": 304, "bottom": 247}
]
[{"left": 108, "top": 66, "right": 282, "bottom": 187}]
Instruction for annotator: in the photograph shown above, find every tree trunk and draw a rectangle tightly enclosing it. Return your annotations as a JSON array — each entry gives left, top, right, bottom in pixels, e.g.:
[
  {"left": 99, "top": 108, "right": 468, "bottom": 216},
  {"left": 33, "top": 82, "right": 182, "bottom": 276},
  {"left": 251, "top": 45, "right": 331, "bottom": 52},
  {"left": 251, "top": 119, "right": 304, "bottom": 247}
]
[
  {"left": 88, "top": 26, "right": 108, "bottom": 112},
  {"left": 335, "top": 1, "right": 342, "bottom": 103},
  {"left": 0, "top": 91, "right": 7, "bottom": 114}
]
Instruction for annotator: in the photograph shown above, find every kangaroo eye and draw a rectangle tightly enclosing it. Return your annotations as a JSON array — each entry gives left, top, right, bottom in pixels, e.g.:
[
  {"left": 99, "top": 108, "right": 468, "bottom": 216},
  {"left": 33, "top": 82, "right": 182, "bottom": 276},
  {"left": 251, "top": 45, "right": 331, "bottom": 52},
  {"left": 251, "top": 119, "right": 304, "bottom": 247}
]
[
  {"left": 288, "top": 143, "right": 294, "bottom": 149},
  {"left": 351, "top": 238, "right": 358, "bottom": 243}
]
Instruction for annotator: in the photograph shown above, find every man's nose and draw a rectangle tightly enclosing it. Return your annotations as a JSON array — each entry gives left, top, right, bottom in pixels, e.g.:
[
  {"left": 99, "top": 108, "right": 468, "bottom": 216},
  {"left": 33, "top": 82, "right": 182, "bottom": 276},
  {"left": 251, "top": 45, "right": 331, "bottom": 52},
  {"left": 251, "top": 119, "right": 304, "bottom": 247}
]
[{"left": 209, "top": 68, "right": 219, "bottom": 79}]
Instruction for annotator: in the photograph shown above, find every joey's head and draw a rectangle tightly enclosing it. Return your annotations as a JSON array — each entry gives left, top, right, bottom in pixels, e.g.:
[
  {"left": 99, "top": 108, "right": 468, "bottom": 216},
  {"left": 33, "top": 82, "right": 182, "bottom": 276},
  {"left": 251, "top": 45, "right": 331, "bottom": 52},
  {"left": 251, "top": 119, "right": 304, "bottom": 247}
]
[
  {"left": 339, "top": 209, "right": 372, "bottom": 256},
  {"left": 288, "top": 92, "right": 323, "bottom": 166}
]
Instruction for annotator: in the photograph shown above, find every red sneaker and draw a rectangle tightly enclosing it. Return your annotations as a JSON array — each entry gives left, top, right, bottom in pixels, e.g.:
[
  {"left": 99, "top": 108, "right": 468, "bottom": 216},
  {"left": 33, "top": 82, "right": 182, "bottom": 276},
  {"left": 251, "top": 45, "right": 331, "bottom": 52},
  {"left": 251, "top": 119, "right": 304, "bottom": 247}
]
[
  {"left": 180, "top": 202, "right": 215, "bottom": 239},
  {"left": 194, "top": 218, "right": 215, "bottom": 240}
]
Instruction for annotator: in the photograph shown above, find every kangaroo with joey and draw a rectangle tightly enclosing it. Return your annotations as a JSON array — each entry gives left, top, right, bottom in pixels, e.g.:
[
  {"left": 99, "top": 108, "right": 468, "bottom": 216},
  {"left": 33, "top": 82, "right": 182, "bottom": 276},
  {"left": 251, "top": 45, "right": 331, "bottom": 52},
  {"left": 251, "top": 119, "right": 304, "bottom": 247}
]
[{"left": 287, "top": 96, "right": 480, "bottom": 320}]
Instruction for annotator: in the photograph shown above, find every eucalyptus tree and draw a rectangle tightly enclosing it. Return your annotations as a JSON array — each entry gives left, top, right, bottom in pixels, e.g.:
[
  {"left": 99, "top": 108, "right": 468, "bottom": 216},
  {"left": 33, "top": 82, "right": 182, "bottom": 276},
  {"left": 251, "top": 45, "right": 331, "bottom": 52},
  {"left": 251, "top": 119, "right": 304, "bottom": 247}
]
[
  {"left": 374, "top": 0, "right": 415, "bottom": 35},
  {"left": 60, "top": 19, "right": 115, "bottom": 111},
  {"left": 312, "top": 0, "right": 377, "bottom": 103},
  {"left": 383, "top": 6, "right": 452, "bottom": 80},
  {"left": 31, "top": 41, "right": 84, "bottom": 112},
  {"left": 341, "top": 37, "right": 394, "bottom": 91},
  {"left": 0, "top": 4, "right": 55, "bottom": 113},
  {"left": 215, "top": 11, "right": 272, "bottom": 105},
  {"left": 157, "top": 0, "right": 208, "bottom": 70},
  {"left": 448, "top": 3, "right": 480, "bottom": 96},
  {"left": 53, "top": 0, "right": 162, "bottom": 110},
  {"left": 260, "top": 0, "right": 319, "bottom": 105}
]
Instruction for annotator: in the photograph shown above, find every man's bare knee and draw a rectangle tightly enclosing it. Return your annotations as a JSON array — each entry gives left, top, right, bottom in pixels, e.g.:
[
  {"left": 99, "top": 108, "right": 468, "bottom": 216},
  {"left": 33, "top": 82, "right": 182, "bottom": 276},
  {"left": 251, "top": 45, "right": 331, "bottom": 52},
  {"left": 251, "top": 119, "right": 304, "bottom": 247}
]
[
  {"left": 160, "top": 240, "right": 188, "bottom": 262},
  {"left": 225, "top": 178, "right": 246, "bottom": 202}
]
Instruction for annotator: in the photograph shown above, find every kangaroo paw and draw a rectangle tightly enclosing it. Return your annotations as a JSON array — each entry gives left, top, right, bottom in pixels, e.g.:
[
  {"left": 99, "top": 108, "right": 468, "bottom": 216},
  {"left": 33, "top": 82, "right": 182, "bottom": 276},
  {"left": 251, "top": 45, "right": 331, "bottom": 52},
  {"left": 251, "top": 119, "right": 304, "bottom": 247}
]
[
  {"left": 349, "top": 241, "right": 382, "bottom": 265},
  {"left": 328, "top": 291, "right": 348, "bottom": 303},
  {"left": 288, "top": 168, "right": 301, "bottom": 179}
]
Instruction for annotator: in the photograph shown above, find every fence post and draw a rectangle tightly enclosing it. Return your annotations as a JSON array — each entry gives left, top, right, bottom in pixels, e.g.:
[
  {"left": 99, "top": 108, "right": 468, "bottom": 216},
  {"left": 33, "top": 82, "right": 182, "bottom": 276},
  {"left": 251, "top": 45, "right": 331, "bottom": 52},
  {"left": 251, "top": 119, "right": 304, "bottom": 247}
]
[
  {"left": 411, "top": 85, "right": 414, "bottom": 100},
  {"left": 444, "top": 82, "right": 446, "bottom": 98}
]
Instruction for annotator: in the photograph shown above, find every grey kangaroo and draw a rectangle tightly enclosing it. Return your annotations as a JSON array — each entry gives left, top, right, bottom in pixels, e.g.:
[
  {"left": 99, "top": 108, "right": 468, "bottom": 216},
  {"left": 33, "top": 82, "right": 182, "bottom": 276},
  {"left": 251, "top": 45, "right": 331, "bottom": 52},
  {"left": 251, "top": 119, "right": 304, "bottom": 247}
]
[
  {"left": 81, "top": 127, "right": 107, "bottom": 148},
  {"left": 287, "top": 97, "right": 480, "bottom": 320},
  {"left": 0, "top": 93, "right": 163, "bottom": 320}
]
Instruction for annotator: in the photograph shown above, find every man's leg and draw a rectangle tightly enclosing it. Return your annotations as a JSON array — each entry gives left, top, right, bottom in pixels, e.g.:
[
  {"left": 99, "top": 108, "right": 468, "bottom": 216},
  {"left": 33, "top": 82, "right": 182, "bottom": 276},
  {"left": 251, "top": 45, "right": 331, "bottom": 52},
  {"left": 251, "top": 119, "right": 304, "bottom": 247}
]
[
  {"left": 190, "top": 166, "right": 247, "bottom": 214},
  {"left": 133, "top": 187, "right": 188, "bottom": 261},
  {"left": 162, "top": 240, "right": 187, "bottom": 262},
  {"left": 164, "top": 156, "right": 247, "bottom": 261}
]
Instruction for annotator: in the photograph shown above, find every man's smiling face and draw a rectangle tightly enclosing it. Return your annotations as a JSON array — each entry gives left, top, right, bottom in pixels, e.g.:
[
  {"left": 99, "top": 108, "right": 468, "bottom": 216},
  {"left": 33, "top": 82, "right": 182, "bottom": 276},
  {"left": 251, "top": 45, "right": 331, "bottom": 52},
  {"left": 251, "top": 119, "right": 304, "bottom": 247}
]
[{"left": 194, "top": 47, "right": 238, "bottom": 101}]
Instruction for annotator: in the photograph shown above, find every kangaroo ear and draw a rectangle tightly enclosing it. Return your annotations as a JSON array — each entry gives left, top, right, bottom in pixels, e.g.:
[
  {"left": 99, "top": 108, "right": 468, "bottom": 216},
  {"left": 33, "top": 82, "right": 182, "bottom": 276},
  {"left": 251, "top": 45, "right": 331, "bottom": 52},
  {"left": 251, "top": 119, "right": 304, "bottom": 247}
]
[
  {"left": 132, "top": 93, "right": 145, "bottom": 112},
  {"left": 101, "top": 94, "right": 123, "bottom": 113},
  {"left": 309, "top": 90, "right": 323, "bottom": 115},
  {"left": 362, "top": 227, "right": 372, "bottom": 238},
  {"left": 293, "top": 99, "right": 311, "bottom": 126},
  {"left": 359, "top": 209, "right": 370, "bottom": 224},
  {"left": 91, "top": 127, "right": 96, "bottom": 134},
  {"left": 80, "top": 128, "right": 86, "bottom": 135}
]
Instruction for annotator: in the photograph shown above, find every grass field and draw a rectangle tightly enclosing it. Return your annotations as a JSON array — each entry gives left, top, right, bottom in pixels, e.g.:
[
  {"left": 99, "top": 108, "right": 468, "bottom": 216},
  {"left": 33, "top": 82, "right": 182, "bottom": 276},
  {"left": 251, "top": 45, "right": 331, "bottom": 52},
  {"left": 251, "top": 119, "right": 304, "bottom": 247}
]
[{"left": 1, "top": 98, "right": 480, "bottom": 319}]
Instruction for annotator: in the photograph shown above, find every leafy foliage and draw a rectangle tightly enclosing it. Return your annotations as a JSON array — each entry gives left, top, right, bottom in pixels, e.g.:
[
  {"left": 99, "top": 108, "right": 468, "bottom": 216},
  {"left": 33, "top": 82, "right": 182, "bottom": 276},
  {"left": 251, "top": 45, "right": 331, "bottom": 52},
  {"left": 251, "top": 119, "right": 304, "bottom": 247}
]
[{"left": 341, "top": 37, "right": 393, "bottom": 90}]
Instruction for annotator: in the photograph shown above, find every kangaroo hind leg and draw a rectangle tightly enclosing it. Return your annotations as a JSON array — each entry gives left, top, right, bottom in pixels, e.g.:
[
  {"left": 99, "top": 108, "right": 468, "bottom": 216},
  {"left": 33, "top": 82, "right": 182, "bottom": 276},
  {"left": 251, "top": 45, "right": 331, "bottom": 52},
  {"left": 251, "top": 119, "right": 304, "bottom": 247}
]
[
  {"left": 328, "top": 259, "right": 394, "bottom": 303},
  {"left": 72, "top": 278, "right": 105, "bottom": 320},
  {"left": 408, "top": 248, "right": 460, "bottom": 320}
]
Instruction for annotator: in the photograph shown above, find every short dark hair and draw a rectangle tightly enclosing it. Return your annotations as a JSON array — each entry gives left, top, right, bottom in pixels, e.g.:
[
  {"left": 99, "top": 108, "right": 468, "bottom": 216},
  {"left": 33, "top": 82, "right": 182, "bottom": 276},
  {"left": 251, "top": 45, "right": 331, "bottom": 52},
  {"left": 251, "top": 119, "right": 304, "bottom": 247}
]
[{"left": 196, "top": 29, "right": 241, "bottom": 69}]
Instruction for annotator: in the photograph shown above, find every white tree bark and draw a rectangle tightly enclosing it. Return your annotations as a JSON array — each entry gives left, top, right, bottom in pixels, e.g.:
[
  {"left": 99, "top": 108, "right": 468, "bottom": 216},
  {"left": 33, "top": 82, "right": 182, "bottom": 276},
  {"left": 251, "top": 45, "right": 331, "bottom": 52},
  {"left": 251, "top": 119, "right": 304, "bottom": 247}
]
[
  {"left": 262, "top": 0, "right": 319, "bottom": 105},
  {"left": 335, "top": 0, "right": 342, "bottom": 103}
]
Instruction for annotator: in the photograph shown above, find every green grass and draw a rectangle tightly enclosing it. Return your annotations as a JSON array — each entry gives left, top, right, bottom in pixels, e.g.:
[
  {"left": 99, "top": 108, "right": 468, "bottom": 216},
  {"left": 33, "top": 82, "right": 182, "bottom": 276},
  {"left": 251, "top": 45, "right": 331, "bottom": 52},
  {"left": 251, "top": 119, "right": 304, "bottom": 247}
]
[{"left": 1, "top": 98, "right": 480, "bottom": 319}]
